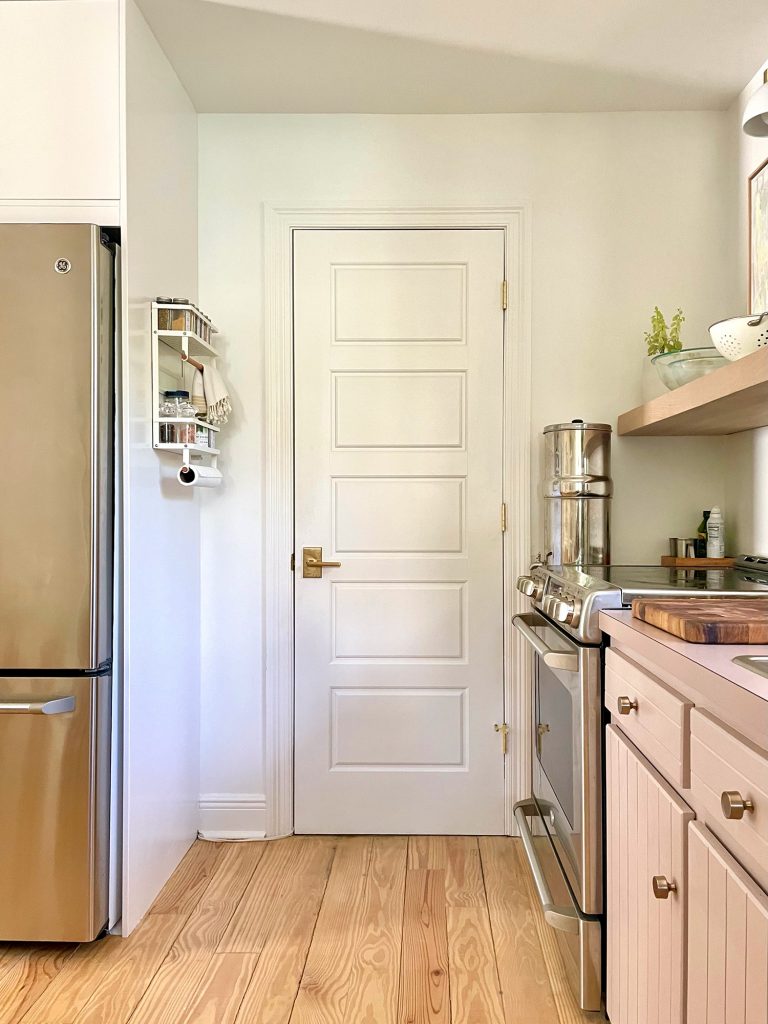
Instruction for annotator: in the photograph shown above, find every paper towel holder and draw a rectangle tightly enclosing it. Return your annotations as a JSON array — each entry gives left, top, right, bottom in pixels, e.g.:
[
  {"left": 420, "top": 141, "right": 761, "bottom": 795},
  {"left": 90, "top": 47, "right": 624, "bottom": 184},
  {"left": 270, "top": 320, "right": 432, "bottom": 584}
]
[{"left": 177, "top": 462, "right": 222, "bottom": 488}]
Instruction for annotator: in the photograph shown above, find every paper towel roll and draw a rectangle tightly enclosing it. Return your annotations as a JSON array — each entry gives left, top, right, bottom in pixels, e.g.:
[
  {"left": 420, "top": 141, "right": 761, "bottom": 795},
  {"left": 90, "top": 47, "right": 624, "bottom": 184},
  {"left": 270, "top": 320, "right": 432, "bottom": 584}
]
[{"left": 177, "top": 464, "right": 222, "bottom": 488}]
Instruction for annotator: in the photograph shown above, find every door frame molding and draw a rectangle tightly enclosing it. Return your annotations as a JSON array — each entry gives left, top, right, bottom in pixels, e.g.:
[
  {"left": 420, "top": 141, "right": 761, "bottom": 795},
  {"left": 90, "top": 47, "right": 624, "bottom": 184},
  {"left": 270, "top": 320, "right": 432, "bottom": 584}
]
[{"left": 263, "top": 202, "right": 532, "bottom": 837}]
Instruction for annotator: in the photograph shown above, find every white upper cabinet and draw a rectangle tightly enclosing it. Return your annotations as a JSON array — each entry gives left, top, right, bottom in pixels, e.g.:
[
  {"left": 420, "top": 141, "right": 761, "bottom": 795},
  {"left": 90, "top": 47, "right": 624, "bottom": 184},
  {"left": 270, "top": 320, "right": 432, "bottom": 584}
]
[{"left": 0, "top": 1, "right": 120, "bottom": 202}]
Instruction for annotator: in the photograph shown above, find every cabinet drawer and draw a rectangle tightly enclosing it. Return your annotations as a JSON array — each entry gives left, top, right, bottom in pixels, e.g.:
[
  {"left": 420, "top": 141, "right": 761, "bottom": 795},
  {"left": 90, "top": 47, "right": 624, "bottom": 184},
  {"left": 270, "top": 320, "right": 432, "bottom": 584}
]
[
  {"left": 605, "top": 648, "right": 693, "bottom": 788},
  {"left": 690, "top": 708, "right": 768, "bottom": 894},
  {"left": 688, "top": 822, "right": 768, "bottom": 1024}
]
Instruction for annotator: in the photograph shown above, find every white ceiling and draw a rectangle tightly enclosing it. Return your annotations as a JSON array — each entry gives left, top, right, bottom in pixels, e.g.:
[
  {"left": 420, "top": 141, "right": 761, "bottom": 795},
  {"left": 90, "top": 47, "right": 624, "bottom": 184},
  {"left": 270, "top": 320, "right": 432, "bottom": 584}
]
[{"left": 137, "top": 0, "right": 768, "bottom": 113}]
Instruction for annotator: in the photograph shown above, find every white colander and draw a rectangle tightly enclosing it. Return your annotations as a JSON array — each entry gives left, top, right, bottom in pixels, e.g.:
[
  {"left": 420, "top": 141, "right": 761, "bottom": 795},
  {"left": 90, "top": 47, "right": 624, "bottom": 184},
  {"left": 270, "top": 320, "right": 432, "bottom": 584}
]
[{"left": 709, "top": 312, "right": 768, "bottom": 360}]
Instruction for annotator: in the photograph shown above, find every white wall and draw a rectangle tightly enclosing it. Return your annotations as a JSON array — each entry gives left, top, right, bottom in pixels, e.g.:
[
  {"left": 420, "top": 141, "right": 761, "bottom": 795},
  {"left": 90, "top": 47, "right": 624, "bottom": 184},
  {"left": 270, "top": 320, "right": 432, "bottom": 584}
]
[
  {"left": 120, "top": 0, "right": 201, "bottom": 931},
  {"left": 198, "top": 112, "right": 736, "bottom": 826},
  {"left": 724, "top": 61, "right": 768, "bottom": 555}
]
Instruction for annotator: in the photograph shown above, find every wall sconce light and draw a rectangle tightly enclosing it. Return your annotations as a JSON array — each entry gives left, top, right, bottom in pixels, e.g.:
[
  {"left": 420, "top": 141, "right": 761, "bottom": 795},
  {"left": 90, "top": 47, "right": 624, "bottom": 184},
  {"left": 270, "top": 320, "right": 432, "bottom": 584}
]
[{"left": 743, "top": 69, "right": 768, "bottom": 137}]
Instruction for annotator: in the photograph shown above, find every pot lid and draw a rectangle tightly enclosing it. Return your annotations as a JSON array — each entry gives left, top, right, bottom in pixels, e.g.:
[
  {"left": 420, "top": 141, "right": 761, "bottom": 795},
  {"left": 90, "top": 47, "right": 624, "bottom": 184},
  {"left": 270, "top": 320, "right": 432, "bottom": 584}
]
[{"left": 543, "top": 419, "right": 612, "bottom": 434}]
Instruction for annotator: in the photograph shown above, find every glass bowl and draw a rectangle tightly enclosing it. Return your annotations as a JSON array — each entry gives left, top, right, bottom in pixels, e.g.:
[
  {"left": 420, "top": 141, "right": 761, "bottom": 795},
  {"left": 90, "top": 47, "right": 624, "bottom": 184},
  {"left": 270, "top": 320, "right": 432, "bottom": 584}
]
[{"left": 651, "top": 347, "right": 728, "bottom": 390}]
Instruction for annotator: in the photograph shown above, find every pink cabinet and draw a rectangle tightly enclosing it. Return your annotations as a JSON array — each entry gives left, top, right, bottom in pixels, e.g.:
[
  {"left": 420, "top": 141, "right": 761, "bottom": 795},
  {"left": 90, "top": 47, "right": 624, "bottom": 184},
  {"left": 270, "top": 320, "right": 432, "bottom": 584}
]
[
  {"left": 688, "top": 821, "right": 768, "bottom": 1024},
  {"left": 606, "top": 724, "right": 694, "bottom": 1024}
]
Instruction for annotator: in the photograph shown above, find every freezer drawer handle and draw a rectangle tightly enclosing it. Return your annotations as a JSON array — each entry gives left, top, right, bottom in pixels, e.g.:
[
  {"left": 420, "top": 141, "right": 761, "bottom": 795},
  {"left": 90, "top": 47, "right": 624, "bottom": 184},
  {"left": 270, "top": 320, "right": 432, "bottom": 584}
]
[
  {"left": 513, "top": 799, "right": 580, "bottom": 935},
  {"left": 512, "top": 613, "right": 579, "bottom": 672},
  {"left": 0, "top": 697, "right": 76, "bottom": 715}
]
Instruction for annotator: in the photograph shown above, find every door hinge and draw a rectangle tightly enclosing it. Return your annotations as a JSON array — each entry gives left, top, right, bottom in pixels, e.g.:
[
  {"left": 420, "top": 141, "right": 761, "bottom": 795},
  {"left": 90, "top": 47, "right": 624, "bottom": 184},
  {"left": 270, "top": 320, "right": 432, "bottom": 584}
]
[
  {"left": 494, "top": 722, "right": 509, "bottom": 756},
  {"left": 290, "top": 552, "right": 295, "bottom": 572},
  {"left": 501, "top": 502, "right": 507, "bottom": 532},
  {"left": 501, "top": 280, "right": 508, "bottom": 311}
]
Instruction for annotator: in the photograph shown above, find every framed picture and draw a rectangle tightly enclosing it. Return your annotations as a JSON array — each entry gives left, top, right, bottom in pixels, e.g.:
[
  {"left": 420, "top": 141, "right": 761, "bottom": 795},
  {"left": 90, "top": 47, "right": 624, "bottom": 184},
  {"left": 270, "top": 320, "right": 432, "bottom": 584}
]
[{"left": 750, "top": 156, "right": 768, "bottom": 314}]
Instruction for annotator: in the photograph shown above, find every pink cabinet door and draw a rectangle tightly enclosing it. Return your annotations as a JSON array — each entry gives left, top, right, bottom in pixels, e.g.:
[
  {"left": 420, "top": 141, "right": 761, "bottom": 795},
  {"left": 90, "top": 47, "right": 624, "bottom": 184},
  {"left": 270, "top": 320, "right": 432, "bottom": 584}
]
[
  {"left": 606, "top": 724, "right": 694, "bottom": 1024},
  {"left": 688, "top": 821, "right": 768, "bottom": 1024}
]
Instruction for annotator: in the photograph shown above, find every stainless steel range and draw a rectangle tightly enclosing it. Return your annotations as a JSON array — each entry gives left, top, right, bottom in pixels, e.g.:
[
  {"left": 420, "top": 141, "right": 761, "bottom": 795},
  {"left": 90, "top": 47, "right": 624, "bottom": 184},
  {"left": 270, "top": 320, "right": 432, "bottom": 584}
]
[{"left": 512, "top": 554, "right": 768, "bottom": 1012}]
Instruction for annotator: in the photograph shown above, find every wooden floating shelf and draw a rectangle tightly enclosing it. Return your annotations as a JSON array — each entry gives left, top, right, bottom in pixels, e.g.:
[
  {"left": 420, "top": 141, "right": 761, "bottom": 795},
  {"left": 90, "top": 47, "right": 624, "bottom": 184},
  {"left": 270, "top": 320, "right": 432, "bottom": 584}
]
[{"left": 618, "top": 346, "right": 768, "bottom": 436}]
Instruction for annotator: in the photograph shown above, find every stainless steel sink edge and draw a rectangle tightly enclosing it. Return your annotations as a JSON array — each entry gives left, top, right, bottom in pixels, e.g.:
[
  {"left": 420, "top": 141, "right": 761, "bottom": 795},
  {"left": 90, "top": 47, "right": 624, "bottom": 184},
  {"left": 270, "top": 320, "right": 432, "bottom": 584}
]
[{"left": 732, "top": 655, "right": 768, "bottom": 680}]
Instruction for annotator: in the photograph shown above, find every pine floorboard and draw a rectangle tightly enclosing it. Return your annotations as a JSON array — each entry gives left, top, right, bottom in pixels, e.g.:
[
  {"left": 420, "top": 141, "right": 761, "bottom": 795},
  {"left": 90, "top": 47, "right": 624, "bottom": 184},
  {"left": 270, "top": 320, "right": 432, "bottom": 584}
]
[{"left": 2, "top": 836, "right": 603, "bottom": 1024}]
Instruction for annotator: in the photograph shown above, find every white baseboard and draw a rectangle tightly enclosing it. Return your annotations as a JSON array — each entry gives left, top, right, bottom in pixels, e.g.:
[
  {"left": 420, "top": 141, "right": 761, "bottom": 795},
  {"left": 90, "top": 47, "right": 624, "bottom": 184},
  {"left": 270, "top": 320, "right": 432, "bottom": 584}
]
[{"left": 198, "top": 793, "right": 267, "bottom": 840}]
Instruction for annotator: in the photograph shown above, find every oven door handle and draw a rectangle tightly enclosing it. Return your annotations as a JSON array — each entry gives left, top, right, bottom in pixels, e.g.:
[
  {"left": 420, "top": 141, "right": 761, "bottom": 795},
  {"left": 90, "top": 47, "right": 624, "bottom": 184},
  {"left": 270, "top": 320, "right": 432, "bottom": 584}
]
[
  {"left": 513, "top": 800, "right": 580, "bottom": 935},
  {"left": 513, "top": 613, "right": 579, "bottom": 672}
]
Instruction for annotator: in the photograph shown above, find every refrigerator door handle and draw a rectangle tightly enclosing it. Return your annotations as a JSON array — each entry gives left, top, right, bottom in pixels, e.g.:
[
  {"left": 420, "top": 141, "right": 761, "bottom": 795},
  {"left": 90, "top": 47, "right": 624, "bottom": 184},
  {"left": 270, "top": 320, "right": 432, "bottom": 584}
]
[{"left": 0, "top": 696, "right": 76, "bottom": 715}]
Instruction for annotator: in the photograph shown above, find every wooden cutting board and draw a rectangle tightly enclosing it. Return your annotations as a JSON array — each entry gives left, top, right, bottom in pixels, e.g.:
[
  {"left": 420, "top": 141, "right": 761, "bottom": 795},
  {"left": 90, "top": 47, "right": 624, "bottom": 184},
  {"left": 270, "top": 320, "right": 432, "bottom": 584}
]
[{"left": 632, "top": 598, "right": 768, "bottom": 644}]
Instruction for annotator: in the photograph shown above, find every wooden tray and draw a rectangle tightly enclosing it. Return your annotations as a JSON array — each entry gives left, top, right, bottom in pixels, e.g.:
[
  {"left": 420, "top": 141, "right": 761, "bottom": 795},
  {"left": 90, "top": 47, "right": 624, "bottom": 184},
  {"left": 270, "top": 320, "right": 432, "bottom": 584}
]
[
  {"left": 660, "top": 556, "right": 735, "bottom": 568},
  {"left": 632, "top": 598, "right": 768, "bottom": 644}
]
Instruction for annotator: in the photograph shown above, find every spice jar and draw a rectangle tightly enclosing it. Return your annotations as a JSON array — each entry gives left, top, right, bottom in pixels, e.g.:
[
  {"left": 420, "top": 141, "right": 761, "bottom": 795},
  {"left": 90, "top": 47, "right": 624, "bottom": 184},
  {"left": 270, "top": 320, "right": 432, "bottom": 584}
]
[
  {"left": 159, "top": 390, "right": 196, "bottom": 443},
  {"left": 195, "top": 422, "right": 211, "bottom": 448},
  {"left": 156, "top": 297, "right": 173, "bottom": 331},
  {"left": 191, "top": 305, "right": 203, "bottom": 339},
  {"left": 176, "top": 392, "right": 197, "bottom": 444},
  {"left": 171, "top": 298, "right": 194, "bottom": 333},
  {"left": 158, "top": 392, "right": 176, "bottom": 442},
  {"left": 198, "top": 310, "right": 211, "bottom": 343}
]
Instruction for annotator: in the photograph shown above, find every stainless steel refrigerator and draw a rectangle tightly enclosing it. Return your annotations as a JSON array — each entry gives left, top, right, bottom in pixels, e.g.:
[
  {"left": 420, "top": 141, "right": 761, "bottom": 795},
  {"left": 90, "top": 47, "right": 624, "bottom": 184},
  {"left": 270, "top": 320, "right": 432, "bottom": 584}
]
[{"left": 0, "top": 224, "right": 115, "bottom": 941}]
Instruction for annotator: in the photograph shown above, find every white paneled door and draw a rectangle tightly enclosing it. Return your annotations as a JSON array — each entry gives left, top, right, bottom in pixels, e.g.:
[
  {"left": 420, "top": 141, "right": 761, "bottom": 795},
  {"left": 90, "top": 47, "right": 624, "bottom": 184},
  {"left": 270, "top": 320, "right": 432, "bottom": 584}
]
[{"left": 293, "top": 228, "right": 506, "bottom": 834}]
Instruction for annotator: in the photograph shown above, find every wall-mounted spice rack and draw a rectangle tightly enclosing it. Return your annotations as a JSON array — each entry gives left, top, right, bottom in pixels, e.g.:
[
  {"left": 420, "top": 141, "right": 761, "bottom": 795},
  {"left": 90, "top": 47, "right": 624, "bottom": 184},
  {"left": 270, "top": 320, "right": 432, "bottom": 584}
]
[{"left": 151, "top": 301, "right": 223, "bottom": 485}]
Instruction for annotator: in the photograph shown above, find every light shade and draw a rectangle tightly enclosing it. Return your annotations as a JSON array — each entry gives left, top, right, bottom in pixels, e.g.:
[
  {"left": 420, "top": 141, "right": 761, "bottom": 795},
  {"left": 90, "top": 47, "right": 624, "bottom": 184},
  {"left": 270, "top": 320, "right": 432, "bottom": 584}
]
[{"left": 743, "top": 70, "right": 768, "bottom": 137}]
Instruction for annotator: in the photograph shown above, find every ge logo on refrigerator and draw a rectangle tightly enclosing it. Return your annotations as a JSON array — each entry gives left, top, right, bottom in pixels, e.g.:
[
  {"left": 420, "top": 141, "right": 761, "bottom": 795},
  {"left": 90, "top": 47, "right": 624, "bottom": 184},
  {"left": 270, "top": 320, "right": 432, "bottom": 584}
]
[{"left": 54, "top": 258, "right": 72, "bottom": 274}]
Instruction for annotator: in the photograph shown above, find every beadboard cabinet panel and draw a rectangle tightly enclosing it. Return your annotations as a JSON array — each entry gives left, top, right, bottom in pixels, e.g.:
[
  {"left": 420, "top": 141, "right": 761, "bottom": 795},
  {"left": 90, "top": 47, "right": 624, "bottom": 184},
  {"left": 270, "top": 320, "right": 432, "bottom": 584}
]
[
  {"left": 688, "top": 822, "right": 768, "bottom": 1024},
  {"left": 606, "top": 725, "right": 693, "bottom": 1024}
]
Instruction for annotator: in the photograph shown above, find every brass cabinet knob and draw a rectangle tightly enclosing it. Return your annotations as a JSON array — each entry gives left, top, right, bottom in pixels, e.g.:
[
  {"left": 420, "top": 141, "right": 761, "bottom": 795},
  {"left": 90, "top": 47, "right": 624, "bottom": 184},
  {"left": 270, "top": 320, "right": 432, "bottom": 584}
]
[
  {"left": 721, "top": 790, "right": 755, "bottom": 820},
  {"left": 652, "top": 875, "right": 677, "bottom": 899},
  {"left": 617, "top": 696, "right": 638, "bottom": 715}
]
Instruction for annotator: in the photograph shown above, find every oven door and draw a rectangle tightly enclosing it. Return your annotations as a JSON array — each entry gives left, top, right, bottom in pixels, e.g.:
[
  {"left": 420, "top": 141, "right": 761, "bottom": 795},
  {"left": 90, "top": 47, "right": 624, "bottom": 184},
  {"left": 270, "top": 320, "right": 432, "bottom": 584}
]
[{"left": 513, "top": 611, "right": 603, "bottom": 915}]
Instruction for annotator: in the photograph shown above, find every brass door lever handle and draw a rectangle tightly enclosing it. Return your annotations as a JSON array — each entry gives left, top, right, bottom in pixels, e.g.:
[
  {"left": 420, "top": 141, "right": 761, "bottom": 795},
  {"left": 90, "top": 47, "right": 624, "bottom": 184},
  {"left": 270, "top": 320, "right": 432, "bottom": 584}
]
[{"left": 302, "top": 547, "right": 342, "bottom": 578}]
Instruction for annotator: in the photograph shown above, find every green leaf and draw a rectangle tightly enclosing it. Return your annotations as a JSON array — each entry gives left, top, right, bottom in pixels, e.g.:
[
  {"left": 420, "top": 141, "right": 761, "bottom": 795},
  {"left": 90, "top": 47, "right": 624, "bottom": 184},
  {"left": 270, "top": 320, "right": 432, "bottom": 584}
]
[{"left": 646, "top": 305, "right": 684, "bottom": 356}]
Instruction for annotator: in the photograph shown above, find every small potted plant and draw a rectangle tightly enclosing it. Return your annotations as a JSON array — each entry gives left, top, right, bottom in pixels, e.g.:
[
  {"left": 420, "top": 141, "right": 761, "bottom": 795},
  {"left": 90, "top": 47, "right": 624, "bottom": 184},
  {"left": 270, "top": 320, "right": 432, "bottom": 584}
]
[
  {"left": 646, "top": 306, "right": 726, "bottom": 389},
  {"left": 645, "top": 306, "right": 684, "bottom": 359}
]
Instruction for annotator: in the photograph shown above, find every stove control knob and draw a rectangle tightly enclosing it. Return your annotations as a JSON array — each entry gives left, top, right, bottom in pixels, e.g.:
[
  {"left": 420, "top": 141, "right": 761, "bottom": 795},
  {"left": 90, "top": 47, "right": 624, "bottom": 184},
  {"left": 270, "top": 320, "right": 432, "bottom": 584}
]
[
  {"left": 550, "top": 598, "right": 576, "bottom": 625},
  {"left": 517, "top": 575, "right": 544, "bottom": 601}
]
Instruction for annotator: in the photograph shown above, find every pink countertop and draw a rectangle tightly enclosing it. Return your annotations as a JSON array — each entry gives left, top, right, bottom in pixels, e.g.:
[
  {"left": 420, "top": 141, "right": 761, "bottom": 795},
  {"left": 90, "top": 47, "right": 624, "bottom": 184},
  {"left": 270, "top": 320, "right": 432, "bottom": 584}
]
[{"left": 600, "top": 610, "right": 768, "bottom": 704}]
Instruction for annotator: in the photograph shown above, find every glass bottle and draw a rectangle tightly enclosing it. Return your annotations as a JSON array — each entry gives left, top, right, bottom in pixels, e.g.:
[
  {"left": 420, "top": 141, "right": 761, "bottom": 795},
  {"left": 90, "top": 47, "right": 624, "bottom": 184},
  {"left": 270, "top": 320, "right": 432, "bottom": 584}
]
[
  {"left": 176, "top": 392, "right": 197, "bottom": 444},
  {"left": 696, "top": 510, "right": 711, "bottom": 558}
]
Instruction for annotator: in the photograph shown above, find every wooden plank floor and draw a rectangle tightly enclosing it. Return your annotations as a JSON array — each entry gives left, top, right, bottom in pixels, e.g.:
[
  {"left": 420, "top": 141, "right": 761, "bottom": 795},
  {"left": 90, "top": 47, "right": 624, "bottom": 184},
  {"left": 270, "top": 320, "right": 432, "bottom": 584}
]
[{"left": 0, "top": 837, "right": 606, "bottom": 1024}]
